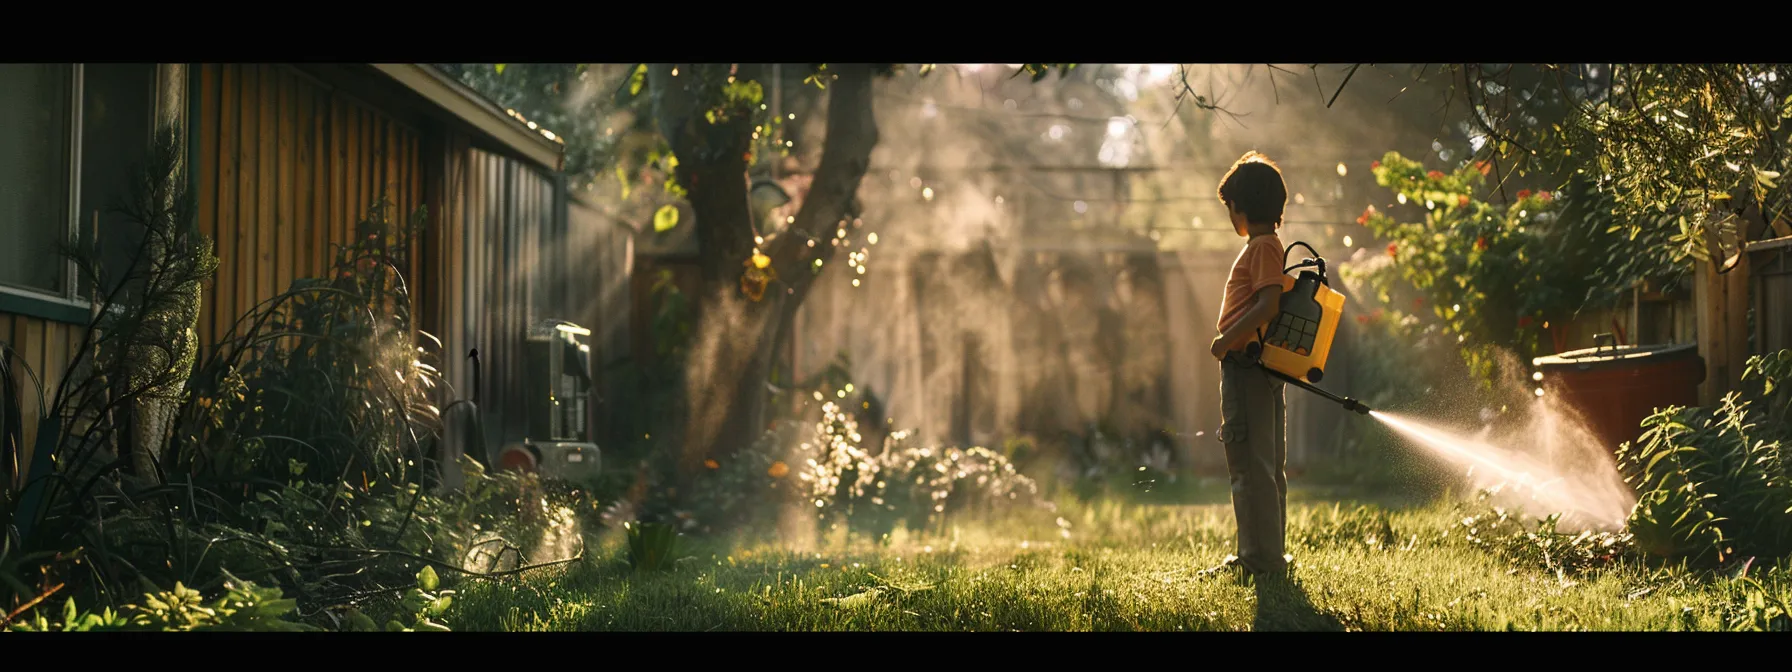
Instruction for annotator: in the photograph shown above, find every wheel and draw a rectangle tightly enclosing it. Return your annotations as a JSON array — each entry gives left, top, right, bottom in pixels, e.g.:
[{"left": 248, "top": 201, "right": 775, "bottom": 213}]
[
  {"left": 1307, "top": 368, "right": 1324, "bottom": 383},
  {"left": 499, "top": 445, "right": 539, "bottom": 473}
]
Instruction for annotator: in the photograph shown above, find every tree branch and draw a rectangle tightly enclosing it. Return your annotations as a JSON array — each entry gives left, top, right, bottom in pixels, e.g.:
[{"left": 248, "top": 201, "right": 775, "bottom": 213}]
[
  {"left": 767, "top": 63, "right": 880, "bottom": 322},
  {"left": 1329, "top": 64, "right": 1363, "bottom": 108}
]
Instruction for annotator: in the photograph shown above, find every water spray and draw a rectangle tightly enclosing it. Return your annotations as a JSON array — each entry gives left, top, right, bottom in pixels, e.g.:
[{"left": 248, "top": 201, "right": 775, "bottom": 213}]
[{"left": 1238, "top": 241, "right": 1371, "bottom": 415}]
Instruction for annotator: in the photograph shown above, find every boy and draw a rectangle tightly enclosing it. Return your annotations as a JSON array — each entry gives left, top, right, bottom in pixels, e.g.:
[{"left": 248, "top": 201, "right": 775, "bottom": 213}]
[{"left": 1202, "top": 151, "right": 1293, "bottom": 579}]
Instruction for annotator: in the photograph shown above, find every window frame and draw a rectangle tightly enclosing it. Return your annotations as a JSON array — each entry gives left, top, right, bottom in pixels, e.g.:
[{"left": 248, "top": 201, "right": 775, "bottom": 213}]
[
  {"left": 0, "top": 65, "right": 83, "bottom": 314},
  {"left": 0, "top": 64, "right": 160, "bottom": 325}
]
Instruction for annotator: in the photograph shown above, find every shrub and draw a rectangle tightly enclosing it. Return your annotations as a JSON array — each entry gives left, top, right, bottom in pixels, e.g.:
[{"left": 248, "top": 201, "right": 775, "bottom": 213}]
[
  {"left": 788, "top": 400, "right": 1052, "bottom": 538},
  {"left": 2, "top": 183, "right": 569, "bottom": 626},
  {"left": 1350, "top": 152, "right": 1680, "bottom": 387},
  {"left": 6, "top": 571, "right": 318, "bottom": 632},
  {"left": 1618, "top": 352, "right": 1792, "bottom": 567}
]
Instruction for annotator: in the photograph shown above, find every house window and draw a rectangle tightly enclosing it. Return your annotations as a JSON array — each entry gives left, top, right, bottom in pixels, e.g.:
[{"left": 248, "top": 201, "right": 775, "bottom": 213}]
[
  {"left": 0, "top": 63, "right": 156, "bottom": 309},
  {"left": 0, "top": 64, "right": 74, "bottom": 298}
]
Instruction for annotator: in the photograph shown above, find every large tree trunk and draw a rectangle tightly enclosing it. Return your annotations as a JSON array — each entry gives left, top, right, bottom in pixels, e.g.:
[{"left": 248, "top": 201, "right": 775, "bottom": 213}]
[{"left": 648, "top": 63, "right": 880, "bottom": 487}]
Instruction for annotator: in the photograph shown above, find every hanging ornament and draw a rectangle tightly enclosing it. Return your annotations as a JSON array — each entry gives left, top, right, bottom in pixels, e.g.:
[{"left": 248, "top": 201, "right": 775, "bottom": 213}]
[{"left": 742, "top": 253, "right": 777, "bottom": 301}]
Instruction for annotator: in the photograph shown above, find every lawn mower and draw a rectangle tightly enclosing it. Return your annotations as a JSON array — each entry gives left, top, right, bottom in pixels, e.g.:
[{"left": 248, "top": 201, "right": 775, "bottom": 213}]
[
  {"left": 432, "top": 319, "right": 603, "bottom": 492},
  {"left": 491, "top": 320, "right": 603, "bottom": 481},
  {"left": 1238, "top": 241, "right": 1371, "bottom": 415}
]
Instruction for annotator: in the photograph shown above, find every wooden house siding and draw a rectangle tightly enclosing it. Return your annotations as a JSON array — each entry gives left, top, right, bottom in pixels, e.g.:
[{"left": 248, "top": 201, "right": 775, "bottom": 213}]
[
  {"left": 9, "top": 63, "right": 606, "bottom": 491},
  {"left": 190, "top": 63, "right": 426, "bottom": 356},
  {"left": 1, "top": 315, "right": 86, "bottom": 489}
]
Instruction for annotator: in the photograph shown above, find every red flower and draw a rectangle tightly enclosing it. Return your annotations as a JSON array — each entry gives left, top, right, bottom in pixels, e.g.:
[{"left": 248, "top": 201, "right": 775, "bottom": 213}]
[
  {"left": 1357, "top": 205, "right": 1376, "bottom": 226},
  {"left": 1427, "top": 170, "right": 1445, "bottom": 180},
  {"left": 1518, "top": 316, "right": 1534, "bottom": 328},
  {"left": 1413, "top": 297, "right": 1425, "bottom": 309},
  {"left": 1537, "top": 191, "right": 1552, "bottom": 202},
  {"left": 1517, "top": 189, "right": 1532, "bottom": 199},
  {"left": 1386, "top": 242, "right": 1398, "bottom": 258},
  {"left": 1475, "top": 236, "right": 1488, "bottom": 251},
  {"left": 1371, "top": 160, "right": 1382, "bottom": 170},
  {"left": 1458, "top": 195, "right": 1471, "bottom": 207},
  {"left": 1475, "top": 161, "right": 1493, "bottom": 176}
]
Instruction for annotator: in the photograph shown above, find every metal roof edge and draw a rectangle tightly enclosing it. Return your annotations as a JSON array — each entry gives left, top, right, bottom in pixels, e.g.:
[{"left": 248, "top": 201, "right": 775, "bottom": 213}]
[{"left": 369, "top": 64, "right": 564, "bottom": 171}]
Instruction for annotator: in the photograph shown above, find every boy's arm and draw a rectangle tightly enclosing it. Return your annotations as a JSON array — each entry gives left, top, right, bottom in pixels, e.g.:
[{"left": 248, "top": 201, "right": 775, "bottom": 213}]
[
  {"left": 1212, "top": 241, "right": 1288, "bottom": 359},
  {"left": 1211, "top": 284, "right": 1284, "bottom": 358}
]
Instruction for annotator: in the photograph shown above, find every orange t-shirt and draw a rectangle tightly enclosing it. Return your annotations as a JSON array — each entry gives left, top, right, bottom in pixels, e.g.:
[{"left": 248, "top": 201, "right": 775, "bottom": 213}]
[{"left": 1216, "top": 234, "right": 1287, "bottom": 341}]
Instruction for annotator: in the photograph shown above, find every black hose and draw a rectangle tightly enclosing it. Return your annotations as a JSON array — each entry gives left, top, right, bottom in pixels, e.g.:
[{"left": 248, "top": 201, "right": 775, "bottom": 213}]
[
  {"left": 1283, "top": 241, "right": 1321, "bottom": 264},
  {"left": 1281, "top": 241, "right": 1328, "bottom": 284}
]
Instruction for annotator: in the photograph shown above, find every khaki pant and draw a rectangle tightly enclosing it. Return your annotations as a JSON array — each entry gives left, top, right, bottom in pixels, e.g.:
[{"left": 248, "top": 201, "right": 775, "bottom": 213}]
[{"left": 1218, "top": 353, "right": 1287, "bottom": 574}]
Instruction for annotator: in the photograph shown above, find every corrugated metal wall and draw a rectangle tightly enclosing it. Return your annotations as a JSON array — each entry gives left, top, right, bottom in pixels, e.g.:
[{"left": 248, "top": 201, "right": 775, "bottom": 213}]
[
  {"left": 191, "top": 63, "right": 426, "bottom": 355},
  {"left": 444, "top": 147, "right": 561, "bottom": 452}
]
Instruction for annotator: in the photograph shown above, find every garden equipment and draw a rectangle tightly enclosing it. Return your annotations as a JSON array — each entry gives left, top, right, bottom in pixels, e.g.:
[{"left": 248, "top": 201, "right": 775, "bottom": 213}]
[
  {"left": 431, "top": 349, "right": 485, "bottom": 492},
  {"left": 1239, "top": 242, "right": 1371, "bottom": 415},
  {"left": 493, "top": 320, "right": 602, "bottom": 481}
]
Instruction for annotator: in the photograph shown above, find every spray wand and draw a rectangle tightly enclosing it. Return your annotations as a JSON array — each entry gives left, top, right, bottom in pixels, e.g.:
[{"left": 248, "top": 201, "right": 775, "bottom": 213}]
[{"left": 1238, "top": 241, "right": 1371, "bottom": 415}]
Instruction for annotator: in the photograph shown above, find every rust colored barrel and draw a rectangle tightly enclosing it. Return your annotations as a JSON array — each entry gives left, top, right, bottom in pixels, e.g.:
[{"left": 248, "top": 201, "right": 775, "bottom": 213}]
[{"left": 1532, "top": 342, "right": 1706, "bottom": 451}]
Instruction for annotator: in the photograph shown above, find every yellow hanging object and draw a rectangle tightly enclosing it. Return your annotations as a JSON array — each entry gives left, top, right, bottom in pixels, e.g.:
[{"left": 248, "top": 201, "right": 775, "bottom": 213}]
[
  {"left": 1257, "top": 273, "right": 1345, "bottom": 385},
  {"left": 1243, "top": 242, "right": 1369, "bottom": 415}
]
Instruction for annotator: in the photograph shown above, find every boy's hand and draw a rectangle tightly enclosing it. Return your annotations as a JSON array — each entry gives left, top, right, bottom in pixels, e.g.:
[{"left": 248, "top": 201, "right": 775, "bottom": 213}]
[{"left": 1210, "top": 335, "right": 1229, "bottom": 360}]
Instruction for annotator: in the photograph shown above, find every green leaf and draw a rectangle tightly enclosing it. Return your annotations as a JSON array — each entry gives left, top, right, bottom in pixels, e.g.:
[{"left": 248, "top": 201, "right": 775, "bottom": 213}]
[
  {"left": 723, "top": 79, "right": 765, "bottom": 107},
  {"left": 493, "top": 64, "right": 506, "bottom": 74},
  {"left": 346, "top": 609, "right": 379, "bottom": 632},
  {"left": 919, "top": 64, "right": 937, "bottom": 77},
  {"left": 629, "top": 64, "right": 647, "bottom": 96},
  {"left": 617, "top": 165, "right": 631, "bottom": 200},
  {"left": 654, "top": 205, "right": 680, "bottom": 232},
  {"left": 417, "top": 565, "right": 440, "bottom": 592},
  {"left": 820, "top": 588, "right": 884, "bottom": 608}
]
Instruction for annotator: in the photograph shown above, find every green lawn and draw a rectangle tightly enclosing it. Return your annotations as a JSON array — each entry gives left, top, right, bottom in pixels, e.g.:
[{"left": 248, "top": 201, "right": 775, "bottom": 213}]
[{"left": 446, "top": 484, "right": 1791, "bottom": 631}]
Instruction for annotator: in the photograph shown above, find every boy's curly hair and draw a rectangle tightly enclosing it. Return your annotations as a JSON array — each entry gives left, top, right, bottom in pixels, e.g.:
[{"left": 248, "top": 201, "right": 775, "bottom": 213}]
[{"left": 1217, "top": 151, "right": 1287, "bottom": 226}]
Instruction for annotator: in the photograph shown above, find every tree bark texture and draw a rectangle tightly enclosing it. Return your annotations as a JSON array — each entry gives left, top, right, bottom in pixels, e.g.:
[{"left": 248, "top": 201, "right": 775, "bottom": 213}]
[{"left": 648, "top": 63, "right": 880, "bottom": 485}]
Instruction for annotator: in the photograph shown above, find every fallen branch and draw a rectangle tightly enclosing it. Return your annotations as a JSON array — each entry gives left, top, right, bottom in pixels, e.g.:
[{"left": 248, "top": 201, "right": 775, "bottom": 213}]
[{"left": 1, "top": 582, "right": 65, "bottom": 628}]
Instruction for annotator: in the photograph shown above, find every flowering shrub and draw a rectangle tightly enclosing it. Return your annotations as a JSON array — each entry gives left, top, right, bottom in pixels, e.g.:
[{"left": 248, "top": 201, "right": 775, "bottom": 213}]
[
  {"left": 669, "top": 421, "right": 805, "bottom": 535},
  {"left": 656, "top": 363, "right": 1062, "bottom": 541},
  {"left": 1346, "top": 151, "right": 1673, "bottom": 386},
  {"left": 879, "top": 440, "right": 1048, "bottom": 533},
  {"left": 799, "top": 401, "right": 881, "bottom": 507},
  {"left": 777, "top": 400, "right": 1055, "bottom": 538}
]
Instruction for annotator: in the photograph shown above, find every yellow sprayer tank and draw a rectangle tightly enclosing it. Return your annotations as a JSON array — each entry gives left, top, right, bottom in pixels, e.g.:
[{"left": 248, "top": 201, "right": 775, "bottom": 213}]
[
  {"left": 1256, "top": 270, "right": 1346, "bottom": 385},
  {"left": 1240, "top": 242, "right": 1368, "bottom": 414}
]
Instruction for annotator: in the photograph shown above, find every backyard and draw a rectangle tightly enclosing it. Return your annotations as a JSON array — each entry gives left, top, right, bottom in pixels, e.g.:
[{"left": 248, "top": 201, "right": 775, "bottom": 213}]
[
  {"left": 4, "top": 63, "right": 1792, "bottom": 634},
  {"left": 446, "top": 486, "right": 1791, "bottom": 632}
]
